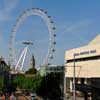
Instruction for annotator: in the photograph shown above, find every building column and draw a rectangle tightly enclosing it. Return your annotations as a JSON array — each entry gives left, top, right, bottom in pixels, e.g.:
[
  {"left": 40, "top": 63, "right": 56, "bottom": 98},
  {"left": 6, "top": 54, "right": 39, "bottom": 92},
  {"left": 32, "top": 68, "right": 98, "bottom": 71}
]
[
  {"left": 88, "top": 92, "right": 92, "bottom": 100},
  {"left": 77, "top": 78, "right": 81, "bottom": 84},
  {"left": 84, "top": 78, "right": 87, "bottom": 84},
  {"left": 70, "top": 78, "right": 73, "bottom": 92}
]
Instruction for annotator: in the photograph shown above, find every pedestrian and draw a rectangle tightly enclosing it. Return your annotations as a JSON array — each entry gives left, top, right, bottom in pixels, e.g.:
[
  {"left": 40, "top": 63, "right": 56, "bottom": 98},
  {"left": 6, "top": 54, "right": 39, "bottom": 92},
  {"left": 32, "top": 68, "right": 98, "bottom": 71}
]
[
  {"left": 10, "top": 93, "right": 16, "bottom": 100},
  {"left": 1, "top": 94, "right": 5, "bottom": 100}
]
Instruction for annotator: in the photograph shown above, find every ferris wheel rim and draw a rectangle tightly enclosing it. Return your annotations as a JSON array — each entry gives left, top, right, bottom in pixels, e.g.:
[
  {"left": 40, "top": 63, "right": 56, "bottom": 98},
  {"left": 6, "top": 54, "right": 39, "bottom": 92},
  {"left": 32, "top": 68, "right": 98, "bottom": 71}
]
[{"left": 9, "top": 8, "right": 56, "bottom": 69}]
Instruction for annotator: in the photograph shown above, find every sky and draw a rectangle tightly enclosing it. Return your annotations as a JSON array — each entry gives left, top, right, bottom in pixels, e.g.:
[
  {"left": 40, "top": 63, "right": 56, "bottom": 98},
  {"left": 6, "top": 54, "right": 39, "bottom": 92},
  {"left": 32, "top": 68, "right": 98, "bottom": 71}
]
[{"left": 0, "top": 0, "right": 100, "bottom": 67}]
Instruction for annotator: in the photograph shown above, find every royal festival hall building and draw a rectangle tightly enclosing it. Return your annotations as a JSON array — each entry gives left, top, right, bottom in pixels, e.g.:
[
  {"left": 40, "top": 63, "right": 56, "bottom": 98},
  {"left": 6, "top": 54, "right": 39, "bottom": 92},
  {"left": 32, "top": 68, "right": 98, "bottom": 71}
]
[{"left": 64, "top": 35, "right": 100, "bottom": 99}]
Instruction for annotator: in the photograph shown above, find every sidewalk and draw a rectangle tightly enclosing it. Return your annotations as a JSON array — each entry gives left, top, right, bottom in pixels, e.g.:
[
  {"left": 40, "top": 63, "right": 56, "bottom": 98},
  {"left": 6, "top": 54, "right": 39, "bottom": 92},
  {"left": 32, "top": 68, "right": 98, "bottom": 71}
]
[{"left": 65, "top": 93, "right": 84, "bottom": 100}]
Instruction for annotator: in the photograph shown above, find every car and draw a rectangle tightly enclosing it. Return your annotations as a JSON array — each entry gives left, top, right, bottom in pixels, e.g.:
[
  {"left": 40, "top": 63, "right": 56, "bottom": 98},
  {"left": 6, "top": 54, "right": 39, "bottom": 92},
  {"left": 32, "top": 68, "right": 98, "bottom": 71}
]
[{"left": 30, "top": 93, "right": 37, "bottom": 100}]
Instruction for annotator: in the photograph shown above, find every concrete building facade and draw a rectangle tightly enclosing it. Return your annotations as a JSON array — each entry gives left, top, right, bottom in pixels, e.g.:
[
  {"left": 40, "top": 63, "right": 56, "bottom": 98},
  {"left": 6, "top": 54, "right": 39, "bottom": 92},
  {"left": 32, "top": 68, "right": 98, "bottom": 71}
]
[{"left": 64, "top": 35, "right": 100, "bottom": 99}]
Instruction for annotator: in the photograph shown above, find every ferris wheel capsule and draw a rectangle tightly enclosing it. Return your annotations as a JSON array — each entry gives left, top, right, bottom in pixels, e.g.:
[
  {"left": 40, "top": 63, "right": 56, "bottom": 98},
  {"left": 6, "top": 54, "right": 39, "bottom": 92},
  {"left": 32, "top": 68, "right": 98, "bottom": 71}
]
[
  {"left": 50, "top": 21, "right": 54, "bottom": 23},
  {"left": 53, "top": 42, "right": 56, "bottom": 45},
  {"left": 40, "top": 9, "right": 44, "bottom": 12},
  {"left": 52, "top": 49, "right": 55, "bottom": 52},
  {"left": 48, "top": 16, "right": 51, "bottom": 18},
  {"left": 44, "top": 11, "right": 47, "bottom": 14},
  {"left": 47, "top": 63, "right": 49, "bottom": 66},
  {"left": 50, "top": 56, "right": 53, "bottom": 59},
  {"left": 52, "top": 27, "right": 56, "bottom": 30},
  {"left": 53, "top": 34, "right": 56, "bottom": 37}
]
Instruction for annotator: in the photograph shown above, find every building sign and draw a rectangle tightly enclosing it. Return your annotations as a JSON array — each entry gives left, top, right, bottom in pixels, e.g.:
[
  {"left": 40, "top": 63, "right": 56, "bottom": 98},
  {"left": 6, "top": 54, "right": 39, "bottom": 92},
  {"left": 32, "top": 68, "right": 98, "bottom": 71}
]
[{"left": 74, "top": 50, "right": 96, "bottom": 56}]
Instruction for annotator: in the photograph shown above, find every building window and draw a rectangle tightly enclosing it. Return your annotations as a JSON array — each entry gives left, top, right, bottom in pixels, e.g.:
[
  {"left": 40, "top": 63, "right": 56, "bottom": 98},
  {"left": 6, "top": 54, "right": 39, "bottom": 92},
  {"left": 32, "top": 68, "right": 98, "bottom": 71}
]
[{"left": 66, "top": 55, "right": 100, "bottom": 63}]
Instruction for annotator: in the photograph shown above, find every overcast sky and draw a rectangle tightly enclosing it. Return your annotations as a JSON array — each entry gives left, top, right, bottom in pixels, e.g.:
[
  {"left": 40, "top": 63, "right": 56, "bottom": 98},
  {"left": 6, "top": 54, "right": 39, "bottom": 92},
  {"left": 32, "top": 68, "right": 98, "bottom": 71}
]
[{"left": 0, "top": 0, "right": 100, "bottom": 67}]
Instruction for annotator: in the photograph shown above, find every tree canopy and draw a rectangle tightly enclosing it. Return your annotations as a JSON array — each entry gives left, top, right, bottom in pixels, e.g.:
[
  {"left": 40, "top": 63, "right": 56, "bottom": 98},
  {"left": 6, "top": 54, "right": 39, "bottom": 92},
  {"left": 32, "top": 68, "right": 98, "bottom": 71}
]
[
  {"left": 12, "top": 72, "right": 63, "bottom": 100},
  {"left": 25, "top": 68, "right": 37, "bottom": 74}
]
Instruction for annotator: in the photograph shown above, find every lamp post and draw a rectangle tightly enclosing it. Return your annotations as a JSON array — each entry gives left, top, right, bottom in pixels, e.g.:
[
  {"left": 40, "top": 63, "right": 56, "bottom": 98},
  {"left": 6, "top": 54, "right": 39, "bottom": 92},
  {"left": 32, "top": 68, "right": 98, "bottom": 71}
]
[
  {"left": 73, "top": 54, "right": 76, "bottom": 100},
  {"left": 64, "top": 65, "right": 66, "bottom": 100}
]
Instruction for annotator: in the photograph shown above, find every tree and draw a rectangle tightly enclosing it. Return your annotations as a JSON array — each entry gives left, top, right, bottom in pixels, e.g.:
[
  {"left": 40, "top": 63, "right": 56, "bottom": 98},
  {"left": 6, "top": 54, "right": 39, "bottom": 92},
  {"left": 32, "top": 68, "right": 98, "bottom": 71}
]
[
  {"left": 0, "top": 58, "right": 10, "bottom": 94},
  {"left": 0, "top": 77, "right": 4, "bottom": 91},
  {"left": 12, "top": 74, "right": 26, "bottom": 89},
  {"left": 12, "top": 71, "right": 63, "bottom": 100},
  {"left": 25, "top": 68, "right": 37, "bottom": 74},
  {"left": 36, "top": 73, "right": 62, "bottom": 100}
]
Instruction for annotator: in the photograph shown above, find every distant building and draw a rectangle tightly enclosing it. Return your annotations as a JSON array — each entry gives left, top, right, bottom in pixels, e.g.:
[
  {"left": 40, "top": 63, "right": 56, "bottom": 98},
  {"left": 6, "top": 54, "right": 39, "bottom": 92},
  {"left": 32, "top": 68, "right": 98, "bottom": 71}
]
[
  {"left": 39, "top": 65, "right": 64, "bottom": 76},
  {"left": 38, "top": 65, "right": 64, "bottom": 98},
  {"left": 29, "top": 54, "right": 35, "bottom": 69},
  {"left": 64, "top": 35, "right": 100, "bottom": 99}
]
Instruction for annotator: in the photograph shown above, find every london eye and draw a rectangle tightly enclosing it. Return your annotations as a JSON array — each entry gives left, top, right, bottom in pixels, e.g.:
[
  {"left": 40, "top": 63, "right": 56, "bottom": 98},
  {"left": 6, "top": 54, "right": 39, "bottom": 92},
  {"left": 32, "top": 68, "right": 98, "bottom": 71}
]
[{"left": 9, "top": 8, "right": 56, "bottom": 71}]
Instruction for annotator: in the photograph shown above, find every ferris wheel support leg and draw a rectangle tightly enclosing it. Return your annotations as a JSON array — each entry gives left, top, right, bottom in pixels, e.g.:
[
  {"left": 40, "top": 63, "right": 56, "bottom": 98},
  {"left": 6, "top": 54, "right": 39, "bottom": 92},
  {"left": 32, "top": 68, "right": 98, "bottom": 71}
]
[
  {"left": 20, "top": 47, "right": 28, "bottom": 71},
  {"left": 15, "top": 47, "right": 27, "bottom": 70}
]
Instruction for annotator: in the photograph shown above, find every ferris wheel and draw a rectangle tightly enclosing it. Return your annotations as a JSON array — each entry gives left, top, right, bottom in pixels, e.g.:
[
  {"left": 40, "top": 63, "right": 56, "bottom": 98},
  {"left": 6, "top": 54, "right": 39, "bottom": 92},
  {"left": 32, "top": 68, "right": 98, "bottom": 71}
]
[{"left": 9, "top": 8, "right": 56, "bottom": 71}]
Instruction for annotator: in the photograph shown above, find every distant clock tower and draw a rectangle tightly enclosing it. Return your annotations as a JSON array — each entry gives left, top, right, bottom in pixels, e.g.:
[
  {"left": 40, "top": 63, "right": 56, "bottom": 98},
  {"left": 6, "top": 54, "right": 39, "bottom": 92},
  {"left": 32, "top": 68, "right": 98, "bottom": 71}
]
[{"left": 29, "top": 54, "right": 35, "bottom": 68}]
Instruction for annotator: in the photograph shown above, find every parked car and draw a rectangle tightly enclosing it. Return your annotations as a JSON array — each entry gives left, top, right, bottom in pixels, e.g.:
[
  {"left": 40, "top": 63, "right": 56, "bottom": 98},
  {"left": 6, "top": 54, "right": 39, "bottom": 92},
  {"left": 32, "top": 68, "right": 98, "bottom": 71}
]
[{"left": 30, "top": 93, "right": 37, "bottom": 100}]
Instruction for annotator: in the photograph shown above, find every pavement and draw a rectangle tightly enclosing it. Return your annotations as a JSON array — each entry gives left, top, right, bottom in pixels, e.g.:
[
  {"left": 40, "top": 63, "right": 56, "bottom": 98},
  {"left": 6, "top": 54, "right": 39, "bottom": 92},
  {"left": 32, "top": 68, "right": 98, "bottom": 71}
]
[{"left": 65, "top": 93, "right": 84, "bottom": 100}]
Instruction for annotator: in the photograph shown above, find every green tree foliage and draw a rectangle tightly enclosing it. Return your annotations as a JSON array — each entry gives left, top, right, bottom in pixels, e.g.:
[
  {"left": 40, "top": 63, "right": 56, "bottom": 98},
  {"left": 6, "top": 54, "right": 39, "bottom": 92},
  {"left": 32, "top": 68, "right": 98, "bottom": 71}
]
[
  {"left": 25, "top": 68, "right": 37, "bottom": 74},
  {"left": 0, "top": 77, "right": 4, "bottom": 90},
  {"left": 36, "top": 73, "right": 62, "bottom": 100},
  {"left": 12, "top": 72, "right": 63, "bottom": 100},
  {"left": 12, "top": 74, "right": 26, "bottom": 89},
  {"left": 0, "top": 58, "right": 11, "bottom": 94},
  {"left": 12, "top": 74, "right": 42, "bottom": 92}
]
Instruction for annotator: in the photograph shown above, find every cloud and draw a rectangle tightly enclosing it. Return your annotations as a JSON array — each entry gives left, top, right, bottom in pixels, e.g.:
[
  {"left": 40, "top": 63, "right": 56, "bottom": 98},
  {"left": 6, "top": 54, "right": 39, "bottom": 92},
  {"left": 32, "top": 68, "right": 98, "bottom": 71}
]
[
  {"left": 4, "top": 0, "right": 17, "bottom": 12},
  {"left": 0, "top": 0, "right": 18, "bottom": 58},
  {"left": 0, "top": 0, "right": 18, "bottom": 21},
  {"left": 60, "top": 19, "right": 93, "bottom": 34}
]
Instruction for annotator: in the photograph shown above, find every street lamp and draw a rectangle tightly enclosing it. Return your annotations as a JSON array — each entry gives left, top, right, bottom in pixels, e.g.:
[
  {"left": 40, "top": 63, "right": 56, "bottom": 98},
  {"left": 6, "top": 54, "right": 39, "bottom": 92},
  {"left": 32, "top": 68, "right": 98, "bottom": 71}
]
[{"left": 73, "top": 54, "right": 76, "bottom": 100}]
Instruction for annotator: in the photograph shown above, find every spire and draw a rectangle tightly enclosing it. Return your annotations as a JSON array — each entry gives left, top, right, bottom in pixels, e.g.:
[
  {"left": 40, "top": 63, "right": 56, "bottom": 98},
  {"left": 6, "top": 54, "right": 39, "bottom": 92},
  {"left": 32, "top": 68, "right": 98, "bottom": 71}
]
[{"left": 29, "top": 54, "right": 35, "bottom": 68}]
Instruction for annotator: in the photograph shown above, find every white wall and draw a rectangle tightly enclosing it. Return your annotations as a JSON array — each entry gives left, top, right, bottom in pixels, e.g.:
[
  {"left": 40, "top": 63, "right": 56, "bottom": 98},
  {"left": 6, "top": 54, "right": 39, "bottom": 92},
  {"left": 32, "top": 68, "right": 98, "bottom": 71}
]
[{"left": 65, "top": 35, "right": 100, "bottom": 78}]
